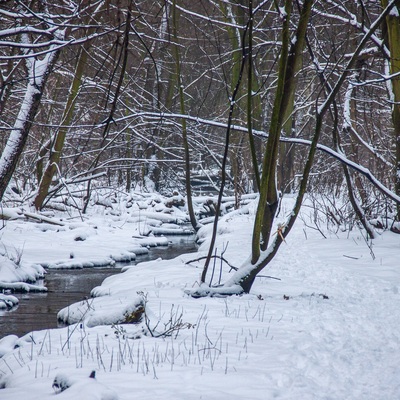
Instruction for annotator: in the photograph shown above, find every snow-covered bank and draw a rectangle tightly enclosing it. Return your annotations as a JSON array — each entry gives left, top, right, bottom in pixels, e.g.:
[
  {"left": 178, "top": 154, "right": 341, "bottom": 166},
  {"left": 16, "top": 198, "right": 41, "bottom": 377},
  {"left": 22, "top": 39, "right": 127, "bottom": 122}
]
[
  {"left": 0, "top": 192, "right": 192, "bottom": 291},
  {"left": 1, "top": 195, "right": 400, "bottom": 399},
  {"left": 0, "top": 255, "right": 46, "bottom": 294},
  {"left": 0, "top": 294, "right": 18, "bottom": 310}
]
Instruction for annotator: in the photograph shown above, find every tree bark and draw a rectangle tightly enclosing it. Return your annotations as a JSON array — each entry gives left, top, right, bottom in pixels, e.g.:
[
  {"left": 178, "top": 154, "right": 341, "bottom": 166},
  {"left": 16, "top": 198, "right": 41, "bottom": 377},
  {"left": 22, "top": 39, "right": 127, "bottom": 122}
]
[
  {"left": 34, "top": 44, "right": 89, "bottom": 209},
  {"left": 381, "top": 1, "right": 400, "bottom": 219},
  {"left": 252, "top": 0, "right": 293, "bottom": 263},
  {"left": 0, "top": 48, "right": 60, "bottom": 201},
  {"left": 228, "top": 0, "right": 395, "bottom": 293},
  {"left": 172, "top": 0, "right": 198, "bottom": 231}
]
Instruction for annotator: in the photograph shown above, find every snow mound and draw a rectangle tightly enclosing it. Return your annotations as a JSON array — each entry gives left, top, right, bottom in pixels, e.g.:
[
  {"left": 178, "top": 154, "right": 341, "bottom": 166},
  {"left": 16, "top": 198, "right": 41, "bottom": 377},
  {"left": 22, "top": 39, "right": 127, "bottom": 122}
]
[
  {"left": 0, "top": 293, "right": 18, "bottom": 309},
  {"left": 52, "top": 370, "right": 118, "bottom": 400},
  {"left": 130, "top": 211, "right": 185, "bottom": 224},
  {"left": 57, "top": 295, "right": 145, "bottom": 328},
  {"left": 45, "top": 258, "right": 115, "bottom": 269},
  {"left": 125, "top": 245, "right": 148, "bottom": 255},
  {"left": 0, "top": 256, "right": 46, "bottom": 291},
  {"left": 133, "top": 235, "right": 169, "bottom": 247},
  {"left": 196, "top": 219, "right": 233, "bottom": 244},
  {"left": 110, "top": 251, "right": 136, "bottom": 263},
  {"left": 0, "top": 207, "right": 21, "bottom": 220},
  {"left": 0, "top": 334, "right": 19, "bottom": 357}
]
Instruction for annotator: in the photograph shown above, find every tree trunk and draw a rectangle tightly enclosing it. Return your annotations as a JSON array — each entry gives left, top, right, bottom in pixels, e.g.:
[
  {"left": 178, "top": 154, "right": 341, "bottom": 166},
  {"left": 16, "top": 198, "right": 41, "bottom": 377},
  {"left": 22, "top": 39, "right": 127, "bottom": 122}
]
[
  {"left": 190, "top": 0, "right": 396, "bottom": 297},
  {"left": 252, "top": 0, "right": 293, "bottom": 262},
  {"left": 172, "top": 0, "right": 198, "bottom": 231},
  {"left": 230, "top": 0, "right": 392, "bottom": 293},
  {"left": 340, "top": 73, "right": 376, "bottom": 239},
  {"left": 34, "top": 44, "right": 89, "bottom": 209},
  {"left": 381, "top": 1, "right": 400, "bottom": 219},
  {"left": 245, "top": 0, "right": 261, "bottom": 192},
  {"left": 0, "top": 48, "right": 60, "bottom": 201}
]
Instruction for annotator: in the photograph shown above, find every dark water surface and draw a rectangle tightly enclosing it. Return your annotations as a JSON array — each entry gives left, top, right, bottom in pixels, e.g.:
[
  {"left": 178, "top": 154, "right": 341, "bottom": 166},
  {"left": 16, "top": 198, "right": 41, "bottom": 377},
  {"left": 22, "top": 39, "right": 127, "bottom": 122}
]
[{"left": 0, "top": 237, "right": 197, "bottom": 339}]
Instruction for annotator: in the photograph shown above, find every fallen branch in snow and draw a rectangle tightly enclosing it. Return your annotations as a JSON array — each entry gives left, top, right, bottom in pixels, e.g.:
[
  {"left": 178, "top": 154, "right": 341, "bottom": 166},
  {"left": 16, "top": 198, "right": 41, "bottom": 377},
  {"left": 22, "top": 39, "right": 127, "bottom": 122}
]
[
  {"left": 22, "top": 211, "right": 65, "bottom": 226},
  {"left": 0, "top": 208, "right": 66, "bottom": 226},
  {"left": 343, "top": 254, "right": 359, "bottom": 260}
]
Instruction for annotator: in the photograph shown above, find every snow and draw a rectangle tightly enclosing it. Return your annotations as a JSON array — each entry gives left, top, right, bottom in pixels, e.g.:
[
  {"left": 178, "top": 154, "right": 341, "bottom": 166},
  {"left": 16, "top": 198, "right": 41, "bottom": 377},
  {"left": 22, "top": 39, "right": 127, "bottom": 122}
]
[
  {"left": 51, "top": 371, "right": 118, "bottom": 399},
  {"left": 0, "top": 294, "right": 18, "bottom": 309},
  {"left": 0, "top": 210, "right": 171, "bottom": 271},
  {"left": 0, "top": 194, "right": 400, "bottom": 399},
  {"left": 0, "top": 255, "right": 46, "bottom": 290},
  {"left": 278, "top": 6, "right": 287, "bottom": 18},
  {"left": 389, "top": 5, "right": 400, "bottom": 17},
  {"left": 57, "top": 295, "right": 144, "bottom": 328},
  {"left": 0, "top": 207, "right": 21, "bottom": 220},
  {"left": 0, "top": 335, "right": 18, "bottom": 358}
]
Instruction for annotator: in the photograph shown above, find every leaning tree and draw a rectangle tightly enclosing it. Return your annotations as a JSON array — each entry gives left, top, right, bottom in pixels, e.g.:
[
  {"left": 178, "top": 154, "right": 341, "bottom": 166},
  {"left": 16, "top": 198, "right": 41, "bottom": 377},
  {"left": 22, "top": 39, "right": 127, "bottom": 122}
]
[{"left": 189, "top": 0, "right": 400, "bottom": 296}]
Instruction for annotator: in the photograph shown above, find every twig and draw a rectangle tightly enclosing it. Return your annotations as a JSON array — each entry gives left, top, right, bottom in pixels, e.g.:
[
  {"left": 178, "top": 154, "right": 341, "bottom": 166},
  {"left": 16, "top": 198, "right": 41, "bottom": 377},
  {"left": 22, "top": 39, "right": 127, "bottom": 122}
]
[
  {"left": 257, "top": 275, "right": 281, "bottom": 281},
  {"left": 343, "top": 254, "right": 358, "bottom": 260},
  {"left": 186, "top": 255, "right": 237, "bottom": 271}
]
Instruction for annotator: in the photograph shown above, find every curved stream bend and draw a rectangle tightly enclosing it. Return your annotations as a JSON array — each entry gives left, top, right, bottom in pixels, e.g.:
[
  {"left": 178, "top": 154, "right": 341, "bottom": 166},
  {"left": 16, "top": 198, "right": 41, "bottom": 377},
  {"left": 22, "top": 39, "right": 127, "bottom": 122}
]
[{"left": 0, "top": 237, "right": 197, "bottom": 339}]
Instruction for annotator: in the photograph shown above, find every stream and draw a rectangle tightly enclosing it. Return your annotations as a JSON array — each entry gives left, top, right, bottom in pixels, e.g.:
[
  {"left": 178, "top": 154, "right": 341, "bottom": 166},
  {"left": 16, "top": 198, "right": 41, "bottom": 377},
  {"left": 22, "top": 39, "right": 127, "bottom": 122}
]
[{"left": 0, "top": 237, "right": 198, "bottom": 339}]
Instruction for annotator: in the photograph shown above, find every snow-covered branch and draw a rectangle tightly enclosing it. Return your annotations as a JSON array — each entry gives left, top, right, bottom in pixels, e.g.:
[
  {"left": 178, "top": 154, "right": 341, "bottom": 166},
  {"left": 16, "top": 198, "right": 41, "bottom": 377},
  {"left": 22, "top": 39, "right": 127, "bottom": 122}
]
[{"left": 117, "top": 110, "right": 400, "bottom": 204}]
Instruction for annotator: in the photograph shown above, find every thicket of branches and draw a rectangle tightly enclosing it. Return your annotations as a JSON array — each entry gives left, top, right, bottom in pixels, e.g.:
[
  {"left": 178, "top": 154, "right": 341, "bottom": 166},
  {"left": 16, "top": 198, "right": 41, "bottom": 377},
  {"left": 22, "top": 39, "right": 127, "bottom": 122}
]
[{"left": 1, "top": 0, "right": 400, "bottom": 292}]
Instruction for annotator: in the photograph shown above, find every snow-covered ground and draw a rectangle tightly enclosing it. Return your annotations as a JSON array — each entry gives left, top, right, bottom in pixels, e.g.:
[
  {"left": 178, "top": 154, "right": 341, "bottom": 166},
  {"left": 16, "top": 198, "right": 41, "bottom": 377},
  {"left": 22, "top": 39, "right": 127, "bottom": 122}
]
[{"left": 0, "top": 193, "right": 400, "bottom": 399}]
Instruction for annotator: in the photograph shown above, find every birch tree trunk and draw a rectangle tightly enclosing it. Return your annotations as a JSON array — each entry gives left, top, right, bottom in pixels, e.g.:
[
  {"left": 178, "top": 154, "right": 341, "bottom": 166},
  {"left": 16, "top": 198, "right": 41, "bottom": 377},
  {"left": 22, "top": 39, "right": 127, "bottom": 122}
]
[{"left": 0, "top": 47, "right": 60, "bottom": 201}]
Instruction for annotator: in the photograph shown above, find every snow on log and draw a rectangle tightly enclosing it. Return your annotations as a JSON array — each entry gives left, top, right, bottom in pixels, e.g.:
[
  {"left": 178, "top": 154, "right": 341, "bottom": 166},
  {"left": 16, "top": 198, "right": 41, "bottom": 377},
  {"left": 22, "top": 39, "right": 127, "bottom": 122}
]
[{"left": 57, "top": 295, "right": 145, "bottom": 328}]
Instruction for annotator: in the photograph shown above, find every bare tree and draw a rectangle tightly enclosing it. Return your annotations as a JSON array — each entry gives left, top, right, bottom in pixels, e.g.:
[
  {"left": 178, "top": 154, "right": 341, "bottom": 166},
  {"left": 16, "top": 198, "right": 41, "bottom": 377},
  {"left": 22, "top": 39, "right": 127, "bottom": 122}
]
[
  {"left": 191, "top": 0, "right": 399, "bottom": 296},
  {"left": 0, "top": 0, "right": 114, "bottom": 201},
  {"left": 0, "top": 3, "right": 64, "bottom": 200}
]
